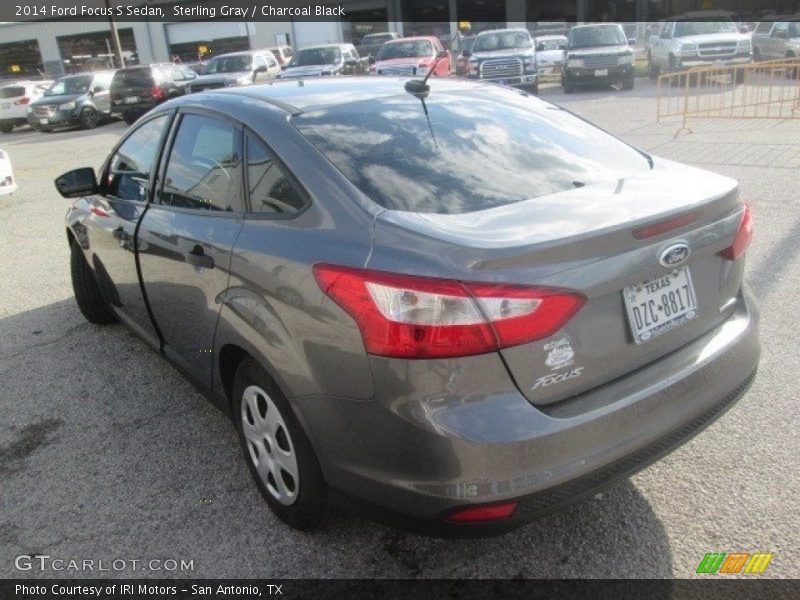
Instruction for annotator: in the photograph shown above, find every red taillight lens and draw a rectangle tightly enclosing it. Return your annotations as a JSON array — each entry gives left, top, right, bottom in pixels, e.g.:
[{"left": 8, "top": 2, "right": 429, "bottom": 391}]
[
  {"left": 313, "top": 265, "right": 585, "bottom": 359},
  {"left": 720, "top": 204, "right": 753, "bottom": 261},
  {"left": 446, "top": 502, "right": 518, "bottom": 523},
  {"left": 14, "top": 97, "right": 31, "bottom": 105},
  {"left": 150, "top": 86, "right": 165, "bottom": 100},
  {"left": 632, "top": 211, "right": 700, "bottom": 240}
]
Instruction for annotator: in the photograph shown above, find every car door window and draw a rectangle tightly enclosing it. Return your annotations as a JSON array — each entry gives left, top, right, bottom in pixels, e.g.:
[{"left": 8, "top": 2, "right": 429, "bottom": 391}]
[
  {"left": 754, "top": 22, "right": 772, "bottom": 34},
  {"left": 160, "top": 114, "right": 244, "bottom": 212},
  {"left": 106, "top": 115, "right": 169, "bottom": 202},
  {"left": 246, "top": 135, "right": 305, "bottom": 215}
]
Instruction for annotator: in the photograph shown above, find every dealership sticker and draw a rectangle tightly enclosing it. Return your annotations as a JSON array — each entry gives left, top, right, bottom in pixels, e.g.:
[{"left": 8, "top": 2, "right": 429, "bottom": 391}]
[{"left": 543, "top": 337, "right": 576, "bottom": 370}]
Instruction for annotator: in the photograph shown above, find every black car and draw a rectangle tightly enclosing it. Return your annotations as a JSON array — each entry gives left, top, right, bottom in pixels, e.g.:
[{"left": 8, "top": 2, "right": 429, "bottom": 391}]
[
  {"left": 27, "top": 71, "right": 117, "bottom": 132},
  {"left": 562, "top": 24, "right": 636, "bottom": 93},
  {"left": 109, "top": 63, "right": 197, "bottom": 125}
]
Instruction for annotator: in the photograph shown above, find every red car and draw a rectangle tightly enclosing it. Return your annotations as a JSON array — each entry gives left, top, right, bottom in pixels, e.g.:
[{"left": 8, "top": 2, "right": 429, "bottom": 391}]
[{"left": 370, "top": 36, "right": 450, "bottom": 77}]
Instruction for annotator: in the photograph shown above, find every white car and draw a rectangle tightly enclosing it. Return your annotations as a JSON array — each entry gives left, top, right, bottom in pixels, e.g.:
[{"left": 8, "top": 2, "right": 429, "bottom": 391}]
[
  {"left": 535, "top": 35, "right": 568, "bottom": 75},
  {"left": 0, "top": 148, "right": 17, "bottom": 195},
  {"left": 0, "top": 80, "right": 52, "bottom": 133}
]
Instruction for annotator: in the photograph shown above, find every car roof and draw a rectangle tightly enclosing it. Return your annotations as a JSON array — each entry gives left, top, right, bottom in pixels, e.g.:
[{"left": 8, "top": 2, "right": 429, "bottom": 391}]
[
  {"left": 184, "top": 76, "right": 483, "bottom": 114},
  {"left": 476, "top": 28, "right": 530, "bottom": 36},
  {"left": 570, "top": 23, "right": 622, "bottom": 30},
  {"left": 385, "top": 36, "right": 437, "bottom": 43},
  {"left": 298, "top": 44, "right": 349, "bottom": 50}
]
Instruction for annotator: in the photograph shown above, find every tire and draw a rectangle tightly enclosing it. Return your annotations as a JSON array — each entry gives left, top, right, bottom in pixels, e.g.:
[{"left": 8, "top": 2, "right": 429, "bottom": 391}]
[
  {"left": 523, "top": 83, "right": 538, "bottom": 95},
  {"left": 122, "top": 112, "right": 138, "bottom": 125},
  {"left": 622, "top": 76, "right": 634, "bottom": 90},
  {"left": 79, "top": 108, "right": 99, "bottom": 130},
  {"left": 0, "top": 123, "right": 13, "bottom": 134},
  {"left": 233, "top": 357, "right": 329, "bottom": 530},
  {"left": 70, "top": 242, "right": 117, "bottom": 325}
]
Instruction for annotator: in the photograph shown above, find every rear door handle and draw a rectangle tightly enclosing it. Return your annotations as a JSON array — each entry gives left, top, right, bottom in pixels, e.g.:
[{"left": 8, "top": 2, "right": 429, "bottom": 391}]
[{"left": 185, "top": 244, "right": 215, "bottom": 269}]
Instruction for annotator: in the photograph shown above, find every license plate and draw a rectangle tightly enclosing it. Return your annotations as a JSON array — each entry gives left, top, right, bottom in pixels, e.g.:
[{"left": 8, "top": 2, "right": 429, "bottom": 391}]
[
  {"left": 39, "top": 118, "right": 48, "bottom": 125},
  {"left": 623, "top": 267, "right": 697, "bottom": 344},
  {"left": 124, "top": 96, "right": 139, "bottom": 104},
  {"left": 594, "top": 69, "right": 608, "bottom": 77}
]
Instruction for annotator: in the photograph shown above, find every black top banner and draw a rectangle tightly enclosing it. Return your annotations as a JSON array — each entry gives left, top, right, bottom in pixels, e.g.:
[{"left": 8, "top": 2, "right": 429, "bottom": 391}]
[{"left": 1, "top": 0, "right": 796, "bottom": 23}]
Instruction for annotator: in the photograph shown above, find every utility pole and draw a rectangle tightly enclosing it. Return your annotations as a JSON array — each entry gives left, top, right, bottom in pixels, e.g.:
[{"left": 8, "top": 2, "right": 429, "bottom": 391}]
[{"left": 104, "top": 0, "right": 126, "bottom": 68}]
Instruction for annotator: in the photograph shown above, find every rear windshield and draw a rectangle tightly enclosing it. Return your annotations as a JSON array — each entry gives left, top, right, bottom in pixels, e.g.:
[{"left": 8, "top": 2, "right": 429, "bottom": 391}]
[
  {"left": 474, "top": 31, "right": 532, "bottom": 52},
  {"left": 568, "top": 25, "right": 627, "bottom": 48},
  {"left": 294, "top": 88, "right": 650, "bottom": 214},
  {"left": 0, "top": 86, "right": 25, "bottom": 99},
  {"left": 45, "top": 75, "right": 92, "bottom": 96},
  {"left": 112, "top": 67, "right": 156, "bottom": 87},
  {"left": 377, "top": 40, "right": 433, "bottom": 60}
]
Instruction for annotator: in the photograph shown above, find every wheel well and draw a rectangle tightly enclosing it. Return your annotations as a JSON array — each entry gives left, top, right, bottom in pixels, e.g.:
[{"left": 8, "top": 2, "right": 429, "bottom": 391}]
[{"left": 218, "top": 344, "right": 251, "bottom": 406}]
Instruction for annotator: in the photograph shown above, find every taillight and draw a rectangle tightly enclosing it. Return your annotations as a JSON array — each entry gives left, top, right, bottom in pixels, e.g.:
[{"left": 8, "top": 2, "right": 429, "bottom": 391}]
[
  {"left": 13, "top": 97, "right": 31, "bottom": 105},
  {"left": 446, "top": 502, "right": 518, "bottom": 523},
  {"left": 150, "top": 86, "right": 165, "bottom": 100},
  {"left": 720, "top": 204, "right": 753, "bottom": 261},
  {"left": 632, "top": 211, "right": 700, "bottom": 239},
  {"left": 313, "top": 265, "right": 585, "bottom": 359}
]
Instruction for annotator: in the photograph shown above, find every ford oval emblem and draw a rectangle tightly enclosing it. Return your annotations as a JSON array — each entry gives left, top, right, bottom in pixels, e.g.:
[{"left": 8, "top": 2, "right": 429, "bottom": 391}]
[{"left": 659, "top": 243, "right": 691, "bottom": 267}]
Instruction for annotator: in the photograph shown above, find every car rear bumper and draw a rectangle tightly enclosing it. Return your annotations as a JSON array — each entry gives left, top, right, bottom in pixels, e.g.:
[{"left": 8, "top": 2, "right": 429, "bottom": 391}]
[
  {"left": 293, "top": 286, "right": 759, "bottom": 534},
  {"left": 468, "top": 73, "right": 538, "bottom": 87},
  {"left": 26, "top": 109, "right": 79, "bottom": 128},
  {"left": 564, "top": 64, "right": 633, "bottom": 85}
]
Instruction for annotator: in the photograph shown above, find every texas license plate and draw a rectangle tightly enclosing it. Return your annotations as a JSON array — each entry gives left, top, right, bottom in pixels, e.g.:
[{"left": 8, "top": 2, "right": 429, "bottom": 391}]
[
  {"left": 623, "top": 267, "right": 697, "bottom": 344},
  {"left": 39, "top": 118, "right": 48, "bottom": 125},
  {"left": 594, "top": 69, "right": 608, "bottom": 77},
  {"left": 124, "top": 96, "right": 139, "bottom": 104}
]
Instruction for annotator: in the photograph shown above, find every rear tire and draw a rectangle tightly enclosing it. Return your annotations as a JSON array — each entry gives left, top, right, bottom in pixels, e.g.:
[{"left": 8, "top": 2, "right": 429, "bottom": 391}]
[
  {"left": 70, "top": 242, "right": 117, "bottom": 325},
  {"left": 0, "top": 123, "right": 13, "bottom": 134},
  {"left": 79, "top": 108, "right": 99, "bottom": 129},
  {"left": 233, "top": 357, "right": 329, "bottom": 531}
]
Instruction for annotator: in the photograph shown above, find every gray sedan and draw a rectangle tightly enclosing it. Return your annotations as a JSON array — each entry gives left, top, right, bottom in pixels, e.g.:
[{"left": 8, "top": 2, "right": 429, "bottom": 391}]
[{"left": 55, "top": 77, "right": 759, "bottom": 535}]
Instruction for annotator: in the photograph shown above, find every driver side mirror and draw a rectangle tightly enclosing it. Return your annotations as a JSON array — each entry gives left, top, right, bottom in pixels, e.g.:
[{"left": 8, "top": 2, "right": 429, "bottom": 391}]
[
  {"left": 739, "top": 25, "right": 750, "bottom": 34},
  {"left": 55, "top": 167, "right": 97, "bottom": 198}
]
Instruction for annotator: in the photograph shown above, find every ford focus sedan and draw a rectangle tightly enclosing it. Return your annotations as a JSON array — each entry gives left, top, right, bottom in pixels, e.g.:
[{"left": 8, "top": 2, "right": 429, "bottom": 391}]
[{"left": 55, "top": 77, "right": 759, "bottom": 535}]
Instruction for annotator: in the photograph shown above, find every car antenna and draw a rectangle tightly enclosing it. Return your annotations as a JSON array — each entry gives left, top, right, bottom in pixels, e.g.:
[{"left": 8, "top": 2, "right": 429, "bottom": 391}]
[{"left": 404, "top": 52, "right": 446, "bottom": 96}]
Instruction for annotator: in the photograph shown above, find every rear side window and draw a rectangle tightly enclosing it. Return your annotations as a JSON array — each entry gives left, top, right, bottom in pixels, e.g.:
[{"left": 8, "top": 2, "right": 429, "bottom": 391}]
[
  {"left": 107, "top": 115, "right": 169, "bottom": 201},
  {"left": 294, "top": 88, "right": 650, "bottom": 214},
  {"left": 246, "top": 136, "right": 305, "bottom": 215},
  {"left": 0, "top": 87, "right": 25, "bottom": 99},
  {"left": 160, "top": 114, "right": 244, "bottom": 212}
]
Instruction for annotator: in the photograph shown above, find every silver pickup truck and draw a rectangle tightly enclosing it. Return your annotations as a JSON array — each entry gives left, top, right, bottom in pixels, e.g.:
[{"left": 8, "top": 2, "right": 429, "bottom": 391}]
[
  {"left": 648, "top": 17, "right": 752, "bottom": 78},
  {"left": 751, "top": 20, "right": 800, "bottom": 64}
]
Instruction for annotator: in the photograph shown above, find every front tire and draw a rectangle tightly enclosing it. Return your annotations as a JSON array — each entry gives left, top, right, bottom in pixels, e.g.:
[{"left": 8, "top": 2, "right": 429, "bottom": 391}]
[
  {"left": 79, "top": 107, "right": 99, "bottom": 129},
  {"left": 0, "top": 123, "right": 14, "bottom": 134},
  {"left": 70, "top": 242, "right": 117, "bottom": 325},
  {"left": 647, "top": 54, "right": 660, "bottom": 79},
  {"left": 233, "top": 358, "right": 329, "bottom": 530}
]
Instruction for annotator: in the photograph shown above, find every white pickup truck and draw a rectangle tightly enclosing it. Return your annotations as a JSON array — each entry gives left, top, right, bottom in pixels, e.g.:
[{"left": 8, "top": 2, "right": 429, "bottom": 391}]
[{"left": 647, "top": 17, "right": 752, "bottom": 78}]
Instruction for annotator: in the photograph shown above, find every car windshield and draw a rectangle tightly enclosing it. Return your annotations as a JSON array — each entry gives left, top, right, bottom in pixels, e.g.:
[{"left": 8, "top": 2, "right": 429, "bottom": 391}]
[
  {"left": 294, "top": 87, "right": 650, "bottom": 214},
  {"left": 45, "top": 75, "right": 92, "bottom": 96},
  {"left": 569, "top": 25, "right": 627, "bottom": 48},
  {"left": 474, "top": 31, "right": 532, "bottom": 52},
  {"left": 207, "top": 55, "right": 252, "bottom": 74},
  {"left": 290, "top": 47, "right": 341, "bottom": 66},
  {"left": 377, "top": 40, "right": 433, "bottom": 60},
  {"left": 538, "top": 38, "right": 565, "bottom": 50},
  {"left": 674, "top": 20, "right": 737, "bottom": 37}
]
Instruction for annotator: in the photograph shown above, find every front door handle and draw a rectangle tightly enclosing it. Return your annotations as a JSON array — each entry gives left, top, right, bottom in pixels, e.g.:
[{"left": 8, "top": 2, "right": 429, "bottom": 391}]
[{"left": 185, "top": 245, "right": 215, "bottom": 269}]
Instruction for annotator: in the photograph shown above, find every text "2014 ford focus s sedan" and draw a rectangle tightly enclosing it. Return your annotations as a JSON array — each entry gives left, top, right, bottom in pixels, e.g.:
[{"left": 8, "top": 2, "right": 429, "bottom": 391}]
[{"left": 56, "top": 77, "right": 758, "bottom": 535}]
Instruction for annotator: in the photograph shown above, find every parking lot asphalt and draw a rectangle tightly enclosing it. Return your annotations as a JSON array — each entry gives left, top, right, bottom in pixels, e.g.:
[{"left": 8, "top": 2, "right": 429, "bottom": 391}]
[{"left": 1, "top": 78, "right": 798, "bottom": 579}]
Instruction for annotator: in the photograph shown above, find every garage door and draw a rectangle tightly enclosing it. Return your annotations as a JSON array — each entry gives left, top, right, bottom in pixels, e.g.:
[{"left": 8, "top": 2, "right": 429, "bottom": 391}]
[
  {"left": 292, "top": 22, "right": 343, "bottom": 50},
  {"left": 166, "top": 22, "right": 252, "bottom": 61}
]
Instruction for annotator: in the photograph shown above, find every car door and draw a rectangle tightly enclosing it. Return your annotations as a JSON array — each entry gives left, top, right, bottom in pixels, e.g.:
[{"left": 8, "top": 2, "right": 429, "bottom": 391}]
[
  {"left": 136, "top": 110, "right": 246, "bottom": 386},
  {"left": 770, "top": 22, "right": 789, "bottom": 59},
  {"left": 90, "top": 72, "right": 113, "bottom": 114},
  {"left": 82, "top": 112, "right": 173, "bottom": 346}
]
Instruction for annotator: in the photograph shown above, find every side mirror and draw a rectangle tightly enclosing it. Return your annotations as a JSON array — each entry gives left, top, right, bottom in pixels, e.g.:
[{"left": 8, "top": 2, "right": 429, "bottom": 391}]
[
  {"left": 536, "top": 43, "right": 546, "bottom": 51},
  {"left": 739, "top": 25, "right": 750, "bottom": 34},
  {"left": 280, "top": 64, "right": 287, "bottom": 71},
  {"left": 660, "top": 30, "right": 671, "bottom": 39},
  {"left": 461, "top": 49, "right": 471, "bottom": 58},
  {"left": 55, "top": 167, "right": 97, "bottom": 198},
  {"left": 628, "top": 37, "right": 637, "bottom": 45}
]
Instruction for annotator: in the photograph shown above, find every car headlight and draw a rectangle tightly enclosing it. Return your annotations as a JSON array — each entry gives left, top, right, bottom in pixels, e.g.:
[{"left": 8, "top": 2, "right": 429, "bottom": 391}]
[
  {"left": 681, "top": 43, "right": 698, "bottom": 55},
  {"left": 618, "top": 53, "right": 635, "bottom": 65},
  {"left": 58, "top": 101, "right": 76, "bottom": 110},
  {"left": 566, "top": 58, "right": 585, "bottom": 69}
]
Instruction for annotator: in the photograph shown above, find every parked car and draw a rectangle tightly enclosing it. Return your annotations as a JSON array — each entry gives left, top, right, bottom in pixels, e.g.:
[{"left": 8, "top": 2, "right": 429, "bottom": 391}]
[
  {"left": 55, "top": 77, "right": 759, "bottom": 534},
  {"left": 647, "top": 15, "right": 752, "bottom": 79},
  {"left": 266, "top": 46, "right": 294, "bottom": 65},
  {"left": 357, "top": 31, "right": 400, "bottom": 61},
  {"left": 188, "top": 50, "right": 281, "bottom": 93},
  {"left": 562, "top": 24, "right": 636, "bottom": 93},
  {"left": 0, "top": 80, "right": 52, "bottom": 133},
  {"left": 751, "top": 19, "right": 800, "bottom": 67},
  {"left": 27, "top": 71, "right": 117, "bottom": 132},
  {"left": 110, "top": 63, "right": 197, "bottom": 125},
  {"left": 371, "top": 37, "right": 450, "bottom": 77},
  {"left": 278, "top": 44, "right": 368, "bottom": 79},
  {"left": 463, "top": 28, "right": 538, "bottom": 93},
  {"left": 0, "top": 148, "right": 16, "bottom": 195},
  {"left": 535, "top": 35, "right": 568, "bottom": 77},
  {"left": 454, "top": 36, "right": 476, "bottom": 75}
]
